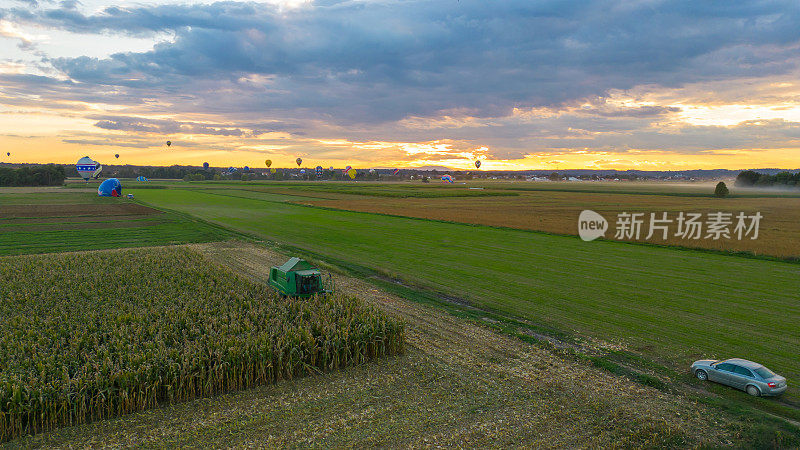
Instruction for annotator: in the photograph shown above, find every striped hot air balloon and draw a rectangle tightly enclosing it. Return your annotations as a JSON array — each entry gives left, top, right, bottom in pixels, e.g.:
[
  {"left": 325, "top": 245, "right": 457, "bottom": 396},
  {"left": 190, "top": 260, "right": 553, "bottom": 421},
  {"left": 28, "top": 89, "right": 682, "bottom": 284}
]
[{"left": 76, "top": 156, "right": 99, "bottom": 181}]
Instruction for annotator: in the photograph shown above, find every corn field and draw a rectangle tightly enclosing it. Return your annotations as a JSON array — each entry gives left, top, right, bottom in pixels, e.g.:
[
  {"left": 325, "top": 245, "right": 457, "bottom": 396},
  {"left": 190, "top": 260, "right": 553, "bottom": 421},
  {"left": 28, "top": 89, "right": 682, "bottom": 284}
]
[{"left": 0, "top": 247, "right": 404, "bottom": 442}]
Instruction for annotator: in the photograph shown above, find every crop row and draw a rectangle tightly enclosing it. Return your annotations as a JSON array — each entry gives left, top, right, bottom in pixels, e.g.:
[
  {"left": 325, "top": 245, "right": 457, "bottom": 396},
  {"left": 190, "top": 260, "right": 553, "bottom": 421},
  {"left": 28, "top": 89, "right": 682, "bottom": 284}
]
[{"left": 0, "top": 247, "right": 404, "bottom": 442}]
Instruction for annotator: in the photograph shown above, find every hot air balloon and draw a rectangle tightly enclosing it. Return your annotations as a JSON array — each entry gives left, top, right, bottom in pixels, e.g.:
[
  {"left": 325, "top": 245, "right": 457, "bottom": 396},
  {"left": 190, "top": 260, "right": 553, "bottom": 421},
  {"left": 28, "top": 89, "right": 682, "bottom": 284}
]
[
  {"left": 300, "top": 169, "right": 306, "bottom": 174},
  {"left": 76, "top": 156, "right": 99, "bottom": 181},
  {"left": 166, "top": 141, "right": 172, "bottom": 147},
  {"left": 265, "top": 159, "right": 272, "bottom": 168},
  {"left": 329, "top": 166, "right": 334, "bottom": 171},
  {"left": 392, "top": 168, "right": 400, "bottom": 175},
  {"left": 369, "top": 168, "right": 375, "bottom": 174},
  {"left": 203, "top": 162, "right": 210, "bottom": 170},
  {"left": 343, "top": 165, "right": 352, "bottom": 174},
  {"left": 474, "top": 160, "right": 481, "bottom": 169},
  {"left": 296, "top": 157, "right": 302, "bottom": 166},
  {"left": 6, "top": 152, "right": 10, "bottom": 156},
  {"left": 115, "top": 154, "right": 119, "bottom": 159},
  {"left": 244, "top": 166, "right": 250, "bottom": 172},
  {"left": 441, "top": 175, "right": 454, "bottom": 183},
  {"left": 98, "top": 178, "right": 122, "bottom": 197},
  {"left": 270, "top": 168, "right": 277, "bottom": 174},
  {"left": 347, "top": 168, "right": 357, "bottom": 179},
  {"left": 315, "top": 166, "right": 324, "bottom": 178}
]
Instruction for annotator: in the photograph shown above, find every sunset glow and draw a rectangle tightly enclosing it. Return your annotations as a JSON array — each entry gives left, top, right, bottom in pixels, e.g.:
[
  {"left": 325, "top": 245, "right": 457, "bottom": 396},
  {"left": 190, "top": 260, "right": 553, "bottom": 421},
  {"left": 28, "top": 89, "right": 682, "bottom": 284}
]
[{"left": 1, "top": 1, "right": 799, "bottom": 170}]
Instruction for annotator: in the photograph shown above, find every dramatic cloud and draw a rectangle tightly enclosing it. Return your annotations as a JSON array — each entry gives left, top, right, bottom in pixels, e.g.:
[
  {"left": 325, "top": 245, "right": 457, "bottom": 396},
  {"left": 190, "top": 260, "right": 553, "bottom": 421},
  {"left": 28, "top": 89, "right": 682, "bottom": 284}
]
[
  {"left": 91, "top": 115, "right": 299, "bottom": 137},
  {"left": 2, "top": 0, "right": 800, "bottom": 168}
]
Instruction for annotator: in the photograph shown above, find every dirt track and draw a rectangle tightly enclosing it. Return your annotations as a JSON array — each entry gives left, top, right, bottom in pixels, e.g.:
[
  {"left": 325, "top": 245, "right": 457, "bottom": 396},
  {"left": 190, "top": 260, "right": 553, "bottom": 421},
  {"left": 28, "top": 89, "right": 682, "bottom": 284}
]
[{"left": 15, "top": 240, "right": 742, "bottom": 448}]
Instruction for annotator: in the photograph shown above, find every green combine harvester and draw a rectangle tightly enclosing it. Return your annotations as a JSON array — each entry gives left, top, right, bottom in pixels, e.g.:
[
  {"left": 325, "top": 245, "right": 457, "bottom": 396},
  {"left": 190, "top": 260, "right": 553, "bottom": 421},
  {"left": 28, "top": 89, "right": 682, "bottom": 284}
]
[{"left": 268, "top": 257, "right": 334, "bottom": 297}]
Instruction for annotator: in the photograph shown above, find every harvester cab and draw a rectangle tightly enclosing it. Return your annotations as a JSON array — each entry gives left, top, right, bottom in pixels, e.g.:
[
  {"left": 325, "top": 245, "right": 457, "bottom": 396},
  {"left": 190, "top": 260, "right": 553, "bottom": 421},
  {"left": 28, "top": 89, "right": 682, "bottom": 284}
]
[{"left": 268, "top": 257, "right": 334, "bottom": 298}]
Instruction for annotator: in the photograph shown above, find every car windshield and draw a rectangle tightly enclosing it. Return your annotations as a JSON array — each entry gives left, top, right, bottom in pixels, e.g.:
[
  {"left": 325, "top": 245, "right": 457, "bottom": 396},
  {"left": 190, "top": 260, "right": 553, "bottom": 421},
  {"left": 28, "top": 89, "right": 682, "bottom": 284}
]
[{"left": 754, "top": 367, "right": 776, "bottom": 378}]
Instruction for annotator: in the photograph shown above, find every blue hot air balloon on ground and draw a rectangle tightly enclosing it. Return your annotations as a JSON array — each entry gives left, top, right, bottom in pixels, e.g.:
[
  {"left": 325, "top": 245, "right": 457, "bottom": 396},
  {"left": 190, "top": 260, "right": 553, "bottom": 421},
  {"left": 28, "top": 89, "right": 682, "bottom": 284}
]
[
  {"left": 98, "top": 178, "right": 122, "bottom": 197},
  {"left": 441, "top": 175, "right": 454, "bottom": 183}
]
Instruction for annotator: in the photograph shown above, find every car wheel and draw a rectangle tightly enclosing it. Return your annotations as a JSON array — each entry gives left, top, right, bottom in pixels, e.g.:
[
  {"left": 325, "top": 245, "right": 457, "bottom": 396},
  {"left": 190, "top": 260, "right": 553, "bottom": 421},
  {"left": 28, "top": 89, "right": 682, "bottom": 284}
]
[
  {"left": 746, "top": 385, "right": 761, "bottom": 397},
  {"left": 695, "top": 369, "right": 708, "bottom": 381}
]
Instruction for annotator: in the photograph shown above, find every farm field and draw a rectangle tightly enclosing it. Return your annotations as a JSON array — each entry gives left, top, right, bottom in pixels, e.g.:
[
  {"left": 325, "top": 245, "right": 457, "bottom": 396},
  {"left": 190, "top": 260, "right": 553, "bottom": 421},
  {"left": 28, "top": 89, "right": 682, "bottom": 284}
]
[
  {"left": 0, "top": 246, "right": 402, "bottom": 442},
  {"left": 129, "top": 185, "right": 800, "bottom": 407},
  {"left": 295, "top": 188, "right": 800, "bottom": 258},
  {"left": 119, "top": 179, "right": 800, "bottom": 258},
  {"left": 11, "top": 241, "right": 768, "bottom": 448},
  {"left": 0, "top": 191, "right": 230, "bottom": 256},
  {"left": 3, "top": 184, "right": 799, "bottom": 445},
  {"left": 471, "top": 180, "right": 800, "bottom": 197},
  {"left": 187, "top": 180, "right": 800, "bottom": 259}
]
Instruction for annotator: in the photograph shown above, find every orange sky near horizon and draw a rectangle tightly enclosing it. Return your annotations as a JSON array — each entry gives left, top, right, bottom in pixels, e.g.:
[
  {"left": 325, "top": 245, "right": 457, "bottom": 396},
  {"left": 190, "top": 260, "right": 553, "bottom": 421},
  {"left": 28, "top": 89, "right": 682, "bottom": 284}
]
[{"left": 2, "top": 125, "right": 799, "bottom": 171}]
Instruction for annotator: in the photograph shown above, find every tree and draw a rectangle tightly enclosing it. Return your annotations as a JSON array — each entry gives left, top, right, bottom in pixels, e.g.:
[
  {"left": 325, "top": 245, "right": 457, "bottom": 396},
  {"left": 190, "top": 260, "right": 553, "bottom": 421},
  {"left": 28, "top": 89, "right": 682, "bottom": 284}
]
[
  {"left": 735, "top": 170, "right": 760, "bottom": 187},
  {"left": 548, "top": 172, "right": 561, "bottom": 181},
  {"left": 714, "top": 181, "right": 729, "bottom": 198},
  {"left": 0, "top": 164, "right": 66, "bottom": 187}
]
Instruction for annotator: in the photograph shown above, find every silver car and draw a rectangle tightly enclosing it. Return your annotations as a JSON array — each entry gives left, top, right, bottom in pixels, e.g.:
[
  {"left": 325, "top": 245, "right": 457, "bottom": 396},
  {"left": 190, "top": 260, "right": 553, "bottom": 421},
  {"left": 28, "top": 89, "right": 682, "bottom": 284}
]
[{"left": 691, "top": 358, "right": 787, "bottom": 397}]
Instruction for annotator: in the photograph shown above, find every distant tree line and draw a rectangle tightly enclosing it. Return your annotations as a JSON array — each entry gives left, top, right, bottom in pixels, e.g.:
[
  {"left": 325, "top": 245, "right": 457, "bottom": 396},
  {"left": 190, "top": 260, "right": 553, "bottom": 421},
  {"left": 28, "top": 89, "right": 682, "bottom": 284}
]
[
  {"left": 0, "top": 164, "right": 66, "bottom": 187},
  {"left": 735, "top": 170, "right": 800, "bottom": 187},
  {"left": 114, "top": 165, "right": 210, "bottom": 180}
]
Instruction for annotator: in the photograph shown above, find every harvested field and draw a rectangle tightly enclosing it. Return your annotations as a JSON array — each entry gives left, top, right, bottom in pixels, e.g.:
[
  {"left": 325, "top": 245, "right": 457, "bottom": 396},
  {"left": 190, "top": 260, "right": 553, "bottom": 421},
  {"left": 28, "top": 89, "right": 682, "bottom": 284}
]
[{"left": 12, "top": 241, "right": 765, "bottom": 448}]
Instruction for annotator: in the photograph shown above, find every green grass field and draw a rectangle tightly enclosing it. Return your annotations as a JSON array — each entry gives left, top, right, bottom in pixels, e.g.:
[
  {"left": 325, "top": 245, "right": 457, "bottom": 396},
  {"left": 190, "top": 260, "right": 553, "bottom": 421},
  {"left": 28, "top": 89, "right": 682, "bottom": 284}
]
[
  {"left": 0, "top": 191, "right": 231, "bottom": 256},
  {"left": 130, "top": 186, "right": 800, "bottom": 404}
]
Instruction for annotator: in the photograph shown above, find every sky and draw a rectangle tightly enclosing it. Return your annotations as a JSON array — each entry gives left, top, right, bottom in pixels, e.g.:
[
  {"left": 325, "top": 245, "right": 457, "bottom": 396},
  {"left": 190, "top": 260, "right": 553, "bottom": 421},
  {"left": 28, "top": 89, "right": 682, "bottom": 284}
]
[{"left": 1, "top": 0, "right": 800, "bottom": 170}]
